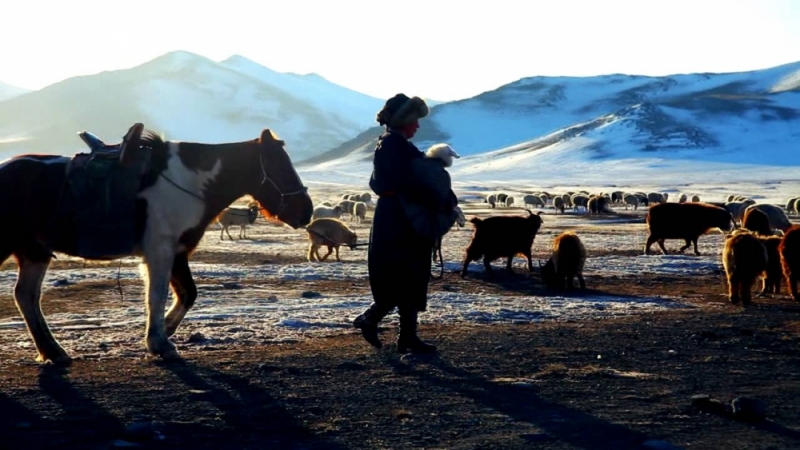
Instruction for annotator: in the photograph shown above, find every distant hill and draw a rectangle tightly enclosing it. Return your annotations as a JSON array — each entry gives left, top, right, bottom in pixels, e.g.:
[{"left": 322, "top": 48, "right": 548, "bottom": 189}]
[
  {"left": 0, "top": 51, "right": 384, "bottom": 161},
  {"left": 0, "top": 81, "right": 30, "bottom": 102}
]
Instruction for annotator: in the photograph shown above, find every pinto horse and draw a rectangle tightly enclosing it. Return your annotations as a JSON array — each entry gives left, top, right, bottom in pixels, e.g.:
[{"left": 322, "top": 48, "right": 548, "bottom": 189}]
[{"left": 0, "top": 125, "right": 313, "bottom": 364}]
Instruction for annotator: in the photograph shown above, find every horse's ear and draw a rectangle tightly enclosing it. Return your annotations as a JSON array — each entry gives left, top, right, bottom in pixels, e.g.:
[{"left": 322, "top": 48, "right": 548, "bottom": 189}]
[{"left": 259, "top": 129, "right": 274, "bottom": 143}]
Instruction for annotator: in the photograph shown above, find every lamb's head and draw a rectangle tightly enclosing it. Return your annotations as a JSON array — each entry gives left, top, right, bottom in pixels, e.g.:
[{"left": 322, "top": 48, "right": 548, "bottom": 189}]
[
  {"left": 345, "top": 230, "right": 358, "bottom": 250},
  {"left": 426, "top": 143, "right": 460, "bottom": 168},
  {"left": 539, "top": 258, "right": 557, "bottom": 288}
]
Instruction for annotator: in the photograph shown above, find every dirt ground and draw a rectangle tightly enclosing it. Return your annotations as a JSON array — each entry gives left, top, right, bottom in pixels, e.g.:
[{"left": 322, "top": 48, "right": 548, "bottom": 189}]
[{"left": 1, "top": 198, "right": 800, "bottom": 449}]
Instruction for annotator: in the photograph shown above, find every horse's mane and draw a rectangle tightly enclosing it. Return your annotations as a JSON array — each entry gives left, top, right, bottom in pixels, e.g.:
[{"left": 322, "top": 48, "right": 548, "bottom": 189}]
[{"left": 140, "top": 130, "right": 167, "bottom": 151}]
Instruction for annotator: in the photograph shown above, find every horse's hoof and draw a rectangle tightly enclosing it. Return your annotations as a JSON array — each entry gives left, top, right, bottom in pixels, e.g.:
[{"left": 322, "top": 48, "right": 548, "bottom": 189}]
[
  {"left": 37, "top": 352, "right": 73, "bottom": 366},
  {"left": 159, "top": 348, "right": 182, "bottom": 361}
]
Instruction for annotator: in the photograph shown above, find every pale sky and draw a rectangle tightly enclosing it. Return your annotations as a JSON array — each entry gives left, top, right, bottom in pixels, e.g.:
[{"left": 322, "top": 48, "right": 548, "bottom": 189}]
[{"left": 1, "top": 0, "right": 798, "bottom": 101}]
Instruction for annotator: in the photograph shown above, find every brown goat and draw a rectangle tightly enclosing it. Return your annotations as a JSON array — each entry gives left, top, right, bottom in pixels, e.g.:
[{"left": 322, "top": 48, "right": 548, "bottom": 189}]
[
  {"left": 540, "top": 231, "right": 587, "bottom": 290},
  {"left": 722, "top": 230, "right": 768, "bottom": 305},
  {"left": 743, "top": 207, "right": 772, "bottom": 236},
  {"left": 758, "top": 235, "right": 782, "bottom": 294},
  {"left": 645, "top": 202, "right": 734, "bottom": 255},
  {"left": 461, "top": 210, "right": 544, "bottom": 277},
  {"left": 779, "top": 225, "right": 800, "bottom": 301},
  {"left": 305, "top": 218, "right": 358, "bottom": 262}
]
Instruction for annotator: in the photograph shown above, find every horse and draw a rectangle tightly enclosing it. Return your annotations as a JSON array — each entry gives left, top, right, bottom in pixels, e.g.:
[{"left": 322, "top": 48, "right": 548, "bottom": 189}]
[{"left": 0, "top": 124, "right": 313, "bottom": 365}]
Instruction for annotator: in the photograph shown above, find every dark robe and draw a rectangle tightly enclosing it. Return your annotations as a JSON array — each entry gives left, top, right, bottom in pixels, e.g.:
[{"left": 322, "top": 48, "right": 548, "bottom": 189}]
[{"left": 367, "top": 131, "right": 439, "bottom": 312}]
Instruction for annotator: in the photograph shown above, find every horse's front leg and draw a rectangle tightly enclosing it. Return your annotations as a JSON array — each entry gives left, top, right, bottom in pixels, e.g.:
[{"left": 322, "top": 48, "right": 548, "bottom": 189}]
[
  {"left": 14, "top": 254, "right": 72, "bottom": 365},
  {"left": 142, "top": 243, "right": 179, "bottom": 360},
  {"left": 165, "top": 252, "right": 197, "bottom": 337}
]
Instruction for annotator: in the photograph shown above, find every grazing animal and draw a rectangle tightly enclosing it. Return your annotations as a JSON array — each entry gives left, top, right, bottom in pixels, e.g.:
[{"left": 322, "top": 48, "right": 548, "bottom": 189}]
[
  {"left": 678, "top": 193, "right": 688, "bottom": 203},
  {"left": 691, "top": 194, "right": 701, "bottom": 202},
  {"left": 779, "top": 225, "right": 800, "bottom": 301},
  {"left": 743, "top": 204, "right": 792, "bottom": 232},
  {"left": 553, "top": 196, "right": 565, "bottom": 214},
  {"left": 0, "top": 125, "right": 312, "bottom": 364},
  {"left": 644, "top": 202, "right": 734, "bottom": 255},
  {"left": 461, "top": 210, "right": 544, "bottom": 277},
  {"left": 648, "top": 192, "right": 667, "bottom": 204},
  {"left": 623, "top": 194, "right": 639, "bottom": 210},
  {"left": 215, "top": 203, "right": 260, "bottom": 239},
  {"left": 758, "top": 235, "right": 783, "bottom": 294},
  {"left": 505, "top": 196, "right": 515, "bottom": 207},
  {"left": 305, "top": 218, "right": 358, "bottom": 262},
  {"left": 496, "top": 193, "right": 508, "bottom": 206},
  {"left": 540, "top": 231, "right": 587, "bottom": 290},
  {"left": 312, "top": 204, "right": 343, "bottom": 220},
  {"left": 723, "top": 230, "right": 768, "bottom": 305},
  {"left": 742, "top": 207, "right": 772, "bottom": 236},
  {"left": 522, "top": 194, "right": 545, "bottom": 209},
  {"left": 337, "top": 200, "right": 356, "bottom": 219},
  {"left": 486, "top": 194, "right": 497, "bottom": 208},
  {"left": 353, "top": 201, "right": 368, "bottom": 223},
  {"left": 587, "top": 195, "right": 609, "bottom": 214}
]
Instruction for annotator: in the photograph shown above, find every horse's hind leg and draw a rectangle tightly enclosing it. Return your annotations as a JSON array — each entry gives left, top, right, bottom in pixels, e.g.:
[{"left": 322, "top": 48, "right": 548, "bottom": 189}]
[
  {"left": 14, "top": 254, "right": 71, "bottom": 365},
  {"left": 165, "top": 252, "right": 197, "bottom": 337}
]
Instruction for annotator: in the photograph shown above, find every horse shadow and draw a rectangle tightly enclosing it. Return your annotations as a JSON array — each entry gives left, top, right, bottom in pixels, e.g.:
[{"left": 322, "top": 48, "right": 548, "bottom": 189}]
[
  {"left": 383, "top": 354, "right": 651, "bottom": 449},
  {"left": 156, "top": 360, "right": 345, "bottom": 449}
]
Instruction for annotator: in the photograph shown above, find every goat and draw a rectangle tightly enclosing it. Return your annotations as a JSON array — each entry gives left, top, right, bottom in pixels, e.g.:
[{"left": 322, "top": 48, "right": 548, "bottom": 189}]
[
  {"left": 305, "top": 218, "right": 358, "bottom": 262},
  {"left": 779, "top": 225, "right": 800, "bottom": 301},
  {"left": 461, "top": 210, "right": 544, "bottom": 277},
  {"left": 540, "top": 231, "right": 587, "bottom": 290},
  {"left": 215, "top": 204, "right": 260, "bottom": 240},
  {"left": 723, "top": 229, "right": 768, "bottom": 305},
  {"left": 644, "top": 202, "right": 734, "bottom": 255}
]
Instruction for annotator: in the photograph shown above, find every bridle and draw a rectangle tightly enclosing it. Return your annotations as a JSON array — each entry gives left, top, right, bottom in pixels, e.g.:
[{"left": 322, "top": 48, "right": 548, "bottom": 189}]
[{"left": 257, "top": 152, "right": 308, "bottom": 217}]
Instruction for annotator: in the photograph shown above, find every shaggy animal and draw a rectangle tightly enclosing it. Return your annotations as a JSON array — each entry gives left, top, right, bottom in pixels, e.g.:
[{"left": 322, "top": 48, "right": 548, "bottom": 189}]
[
  {"left": 723, "top": 230, "right": 768, "bottom": 305},
  {"left": 486, "top": 194, "right": 497, "bottom": 208},
  {"left": 644, "top": 202, "right": 734, "bottom": 255},
  {"left": 311, "top": 204, "right": 343, "bottom": 220},
  {"left": 786, "top": 197, "right": 800, "bottom": 215},
  {"left": 724, "top": 200, "right": 756, "bottom": 225},
  {"left": 305, "top": 218, "right": 358, "bottom": 262},
  {"left": 758, "top": 235, "right": 783, "bottom": 294},
  {"left": 623, "top": 193, "right": 639, "bottom": 210},
  {"left": 496, "top": 193, "right": 509, "bottom": 206},
  {"left": 522, "top": 194, "right": 545, "bottom": 209},
  {"left": 0, "top": 125, "right": 312, "bottom": 364},
  {"left": 691, "top": 194, "right": 701, "bottom": 202},
  {"left": 779, "top": 225, "right": 800, "bottom": 301},
  {"left": 611, "top": 190, "right": 624, "bottom": 204},
  {"left": 678, "top": 193, "right": 688, "bottom": 203},
  {"left": 587, "top": 195, "right": 609, "bottom": 214},
  {"left": 461, "top": 210, "right": 544, "bottom": 277},
  {"left": 561, "top": 193, "right": 573, "bottom": 208},
  {"left": 571, "top": 194, "right": 589, "bottom": 211},
  {"left": 648, "top": 192, "right": 667, "bottom": 204},
  {"left": 353, "top": 201, "right": 368, "bottom": 223},
  {"left": 743, "top": 204, "right": 792, "bottom": 232},
  {"left": 505, "top": 196, "right": 515, "bottom": 207},
  {"left": 337, "top": 200, "right": 356, "bottom": 219},
  {"left": 540, "top": 231, "right": 587, "bottom": 290},
  {"left": 634, "top": 193, "right": 650, "bottom": 207},
  {"left": 425, "top": 143, "right": 460, "bottom": 167},
  {"left": 215, "top": 203, "right": 260, "bottom": 240},
  {"left": 553, "top": 196, "right": 565, "bottom": 214},
  {"left": 742, "top": 207, "right": 772, "bottom": 236}
]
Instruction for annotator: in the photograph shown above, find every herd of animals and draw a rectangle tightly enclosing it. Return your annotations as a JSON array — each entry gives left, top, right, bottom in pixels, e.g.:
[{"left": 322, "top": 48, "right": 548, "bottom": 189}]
[{"left": 212, "top": 188, "right": 800, "bottom": 303}]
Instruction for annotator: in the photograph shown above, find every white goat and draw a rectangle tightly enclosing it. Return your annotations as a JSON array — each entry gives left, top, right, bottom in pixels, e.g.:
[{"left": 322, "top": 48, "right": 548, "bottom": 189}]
[{"left": 216, "top": 204, "right": 260, "bottom": 240}]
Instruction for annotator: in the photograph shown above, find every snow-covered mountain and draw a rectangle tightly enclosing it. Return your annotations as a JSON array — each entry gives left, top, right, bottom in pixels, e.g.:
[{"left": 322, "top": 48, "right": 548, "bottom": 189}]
[
  {"left": 0, "top": 81, "right": 29, "bottom": 102},
  {"left": 300, "top": 61, "right": 800, "bottom": 185},
  {"left": 0, "top": 51, "right": 383, "bottom": 161}
]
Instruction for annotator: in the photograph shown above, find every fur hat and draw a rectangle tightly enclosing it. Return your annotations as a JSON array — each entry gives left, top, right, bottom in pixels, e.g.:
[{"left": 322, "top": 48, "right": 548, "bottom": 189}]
[
  {"left": 426, "top": 143, "right": 460, "bottom": 168},
  {"left": 376, "top": 93, "right": 429, "bottom": 129}
]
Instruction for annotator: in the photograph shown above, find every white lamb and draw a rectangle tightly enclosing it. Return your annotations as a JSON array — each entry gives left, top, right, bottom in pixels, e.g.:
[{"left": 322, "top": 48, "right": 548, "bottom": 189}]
[{"left": 312, "top": 205, "right": 343, "bottom": 221}]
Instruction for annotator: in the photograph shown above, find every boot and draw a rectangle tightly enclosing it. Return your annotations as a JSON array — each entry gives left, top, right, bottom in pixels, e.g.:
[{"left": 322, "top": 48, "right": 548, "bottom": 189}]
[
  {"left": 353, "top": 304, "right": 389, "bottom": 349},
  {"left": 397, "top": 309, "right": 437, "bottom": 354}
]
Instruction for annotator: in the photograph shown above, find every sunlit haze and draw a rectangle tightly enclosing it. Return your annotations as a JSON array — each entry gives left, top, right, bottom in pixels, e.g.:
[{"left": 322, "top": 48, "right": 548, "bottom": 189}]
[{"left": 1, "top": 0, "right": 799, "bottom": 101}]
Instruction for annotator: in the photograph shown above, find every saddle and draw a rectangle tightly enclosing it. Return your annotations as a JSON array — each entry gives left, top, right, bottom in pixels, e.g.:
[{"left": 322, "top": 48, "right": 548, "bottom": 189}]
[{"left": 59, "top": 123, "right": 152, "bottom": 258}]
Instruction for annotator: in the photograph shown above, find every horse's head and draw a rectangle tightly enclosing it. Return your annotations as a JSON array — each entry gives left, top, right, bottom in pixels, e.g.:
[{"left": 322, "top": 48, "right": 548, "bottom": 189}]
[{"left": 248, "top": 129, "right": 313, "bottom": 229}]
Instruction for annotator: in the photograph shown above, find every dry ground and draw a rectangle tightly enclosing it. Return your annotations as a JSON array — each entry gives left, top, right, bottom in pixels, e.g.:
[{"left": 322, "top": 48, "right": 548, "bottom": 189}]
[{"left": 0, "top": 196, "right": 799, "bottom": 449}]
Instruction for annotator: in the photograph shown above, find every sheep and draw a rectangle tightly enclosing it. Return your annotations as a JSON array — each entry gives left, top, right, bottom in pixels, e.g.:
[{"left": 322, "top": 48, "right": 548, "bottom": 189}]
[
  {"left": 553, "top": 196, "right": 565, "bottom": 214},
  {"left": 722, "top": 229, "right": 768, "bottom": 305},
  {"left": 522, "top": 194, "right": 545, "bottom": 209},
  {"left": 678, "top": 193, "right": 688, "bottom": 203},
  {"left": 571, "top": 194, "right": 589, "bottom": 211},
  {"left": 358, "top": 192, "right": 372, "bottom": 204},
  {"left": 215, "top": 204, "right": 260, "bottom": 240},
  {"left": 648, "top": 192, "right": 667, "bottom": 204},
  {"left": 540, "top": 231, "right": 587, "bottom": 290},
  {"left": 426, "top": 143, "right": 460, "bottom": 167},
  {"left": 623, "top": 194, "right": 639, "bottom": 210},
  {"left": 587, "top": 195, "right": 610, "bottom": 214},
  {"left": 486, "top": 194, "right": 497, "bottom": 208},
  {"left": 611, "top": 191, "right": 624, "bottom": 204},
  {"left": 758, "top": 235, "right": 783, "bottom": 294},
  {"left": 305, "top": 218, "right": 358, "bottom": 262},
  {"left": 505, "top": 196, "right": 515, "bottom": 207},
  {"left": 338, "top": 200, "right": 356, "bottom": 219},
  {"left": 779, "top": 225, "right": 800, "bottom": 301},
  {"left": 786, "top": 197, "right": 800, "bottom": 215},
  {"left": 742, "top": 207, "right": 772, "bottom": 236},
  {"left": 743, "top": 204, "right": 792, "bottom": 232},
  {"left": 691, "top": 194, "right": 701, "bottom": 203},
  {"left": 724, "top": 200, "right": 757, "bottom": 225},
  {"left": 561, "top": 193, "right": 573, "bottom": 208},
  {"left": 634, "top": 193, "right": 650, "bottom": 207},
  {"left": 312, "top": 204, "right": 344, "bottom": 221},
  {"left": 320, "top": 201, "right": 333, "bottom": 207},
  {"left": 461, "top": 210, "right": 544, "bottom": 277},
  {"left": 496, "top": 193, "right": 509, "bottom": 206},
  {"left": 644, "top": 202, "right": 734, "bottom": 255},
  {"left": 353, "top": 201, "right": 368, "bottom": 223}
]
